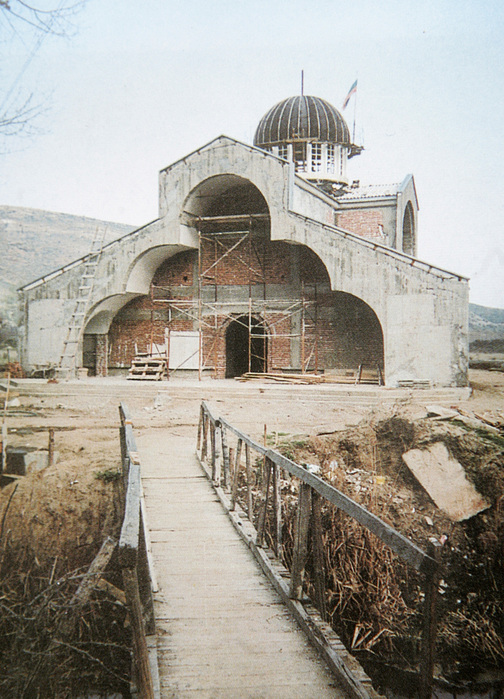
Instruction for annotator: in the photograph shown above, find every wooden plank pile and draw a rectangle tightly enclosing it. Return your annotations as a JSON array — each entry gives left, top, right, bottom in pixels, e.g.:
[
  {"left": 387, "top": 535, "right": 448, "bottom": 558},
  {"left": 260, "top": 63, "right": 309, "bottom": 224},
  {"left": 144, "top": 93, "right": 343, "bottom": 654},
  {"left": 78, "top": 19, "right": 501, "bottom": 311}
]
[
  {"left": 128, "top": 356, "right": 167, "bottom": 381},
  {"left": 237, "top": 369, "right": 382, "bottom": 385}
]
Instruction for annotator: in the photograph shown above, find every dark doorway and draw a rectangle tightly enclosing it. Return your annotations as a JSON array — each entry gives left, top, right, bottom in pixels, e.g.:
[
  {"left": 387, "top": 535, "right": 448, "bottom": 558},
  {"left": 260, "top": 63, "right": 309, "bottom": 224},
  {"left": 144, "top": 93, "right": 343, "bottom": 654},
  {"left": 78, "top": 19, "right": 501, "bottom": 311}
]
[
  {"left": 225, "top": 316, "right": 267, "bottom": 378},
  {"left": 82, "top": 334, "right": 97, "bottom": 376}
]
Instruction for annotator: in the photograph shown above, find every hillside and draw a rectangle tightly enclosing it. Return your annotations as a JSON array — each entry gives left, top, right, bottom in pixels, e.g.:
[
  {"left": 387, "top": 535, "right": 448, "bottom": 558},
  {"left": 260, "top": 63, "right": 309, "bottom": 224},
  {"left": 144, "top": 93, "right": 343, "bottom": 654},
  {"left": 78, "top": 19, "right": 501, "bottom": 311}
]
[
  {"left": 0, "top": 206, "right": 137, "bottom": 325},
  {"left": 0, "top": 205, "right": 136, "bottom": 290},
  {"left": 469, "top": 303, "right": 504, "bottom": 348}
]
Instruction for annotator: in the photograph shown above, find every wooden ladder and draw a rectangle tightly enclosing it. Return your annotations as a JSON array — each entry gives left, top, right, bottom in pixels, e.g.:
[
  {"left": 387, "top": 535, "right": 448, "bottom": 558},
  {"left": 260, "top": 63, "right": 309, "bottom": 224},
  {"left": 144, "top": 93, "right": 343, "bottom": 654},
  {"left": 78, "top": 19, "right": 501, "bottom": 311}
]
[{"left": 55, "top": 228, "right": 107, "bottom": 378}]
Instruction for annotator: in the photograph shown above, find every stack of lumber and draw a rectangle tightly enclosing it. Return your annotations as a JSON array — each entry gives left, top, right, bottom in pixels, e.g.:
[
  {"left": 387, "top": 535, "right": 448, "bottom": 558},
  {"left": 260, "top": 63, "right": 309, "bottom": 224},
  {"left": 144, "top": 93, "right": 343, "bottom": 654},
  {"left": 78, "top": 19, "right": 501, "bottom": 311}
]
[
  {"left": 237, "top": 371, "right": 382, "bottom": 385},
  {"left": 237, "top": 372, "right": 323, "bottom": 385},
  {"left": 128, "top": 356, "right": 167, "bottom": 381}
]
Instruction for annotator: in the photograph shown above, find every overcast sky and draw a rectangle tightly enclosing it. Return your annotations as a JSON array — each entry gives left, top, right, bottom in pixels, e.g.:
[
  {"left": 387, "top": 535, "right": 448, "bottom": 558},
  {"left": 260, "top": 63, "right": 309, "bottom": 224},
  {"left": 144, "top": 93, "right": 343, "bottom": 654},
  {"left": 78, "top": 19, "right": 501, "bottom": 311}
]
[{"left": 1, "top": 0, "right": 503, "bottom": 308}]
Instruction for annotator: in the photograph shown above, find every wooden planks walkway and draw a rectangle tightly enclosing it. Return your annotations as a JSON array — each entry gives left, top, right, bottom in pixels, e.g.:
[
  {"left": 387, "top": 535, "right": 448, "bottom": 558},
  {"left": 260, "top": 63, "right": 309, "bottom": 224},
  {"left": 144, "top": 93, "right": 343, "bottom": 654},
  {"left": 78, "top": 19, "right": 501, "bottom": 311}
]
[{"left": 137, "top": 431, "right": 348, "bottom": 698}]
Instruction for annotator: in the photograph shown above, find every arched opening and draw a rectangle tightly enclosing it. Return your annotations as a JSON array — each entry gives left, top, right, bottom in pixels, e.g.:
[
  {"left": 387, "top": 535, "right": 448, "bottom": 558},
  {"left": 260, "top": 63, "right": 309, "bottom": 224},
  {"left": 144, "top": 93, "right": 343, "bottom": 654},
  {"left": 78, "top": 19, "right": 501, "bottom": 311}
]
[
  {"left": 402, "top": 201, "right": 415, "bottom": 256},
  {"left": 183, "top": 174, "right": 269, "bottom": 220},
  {"left": 323, "top": 292, "right": 384, "bottom": 380},
  {"left": 225, "top": 315, "right": 268, "bottom": 378}
]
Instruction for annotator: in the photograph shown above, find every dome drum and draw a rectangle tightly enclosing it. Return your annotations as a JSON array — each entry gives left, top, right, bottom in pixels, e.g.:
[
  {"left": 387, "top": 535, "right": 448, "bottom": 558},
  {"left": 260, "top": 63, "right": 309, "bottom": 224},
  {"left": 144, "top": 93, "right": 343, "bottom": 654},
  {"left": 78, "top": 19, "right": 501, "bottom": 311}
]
[{"left": 254, "top": 95, "right": 362, "bottom": 186}]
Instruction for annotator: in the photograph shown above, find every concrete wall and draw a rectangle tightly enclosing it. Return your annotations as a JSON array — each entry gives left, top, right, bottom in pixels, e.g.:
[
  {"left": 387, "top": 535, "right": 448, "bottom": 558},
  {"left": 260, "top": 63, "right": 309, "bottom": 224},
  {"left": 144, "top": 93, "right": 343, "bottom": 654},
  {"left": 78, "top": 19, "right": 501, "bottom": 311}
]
[{"left": 283, "top": 212, "right": 468, "bottom": 386}]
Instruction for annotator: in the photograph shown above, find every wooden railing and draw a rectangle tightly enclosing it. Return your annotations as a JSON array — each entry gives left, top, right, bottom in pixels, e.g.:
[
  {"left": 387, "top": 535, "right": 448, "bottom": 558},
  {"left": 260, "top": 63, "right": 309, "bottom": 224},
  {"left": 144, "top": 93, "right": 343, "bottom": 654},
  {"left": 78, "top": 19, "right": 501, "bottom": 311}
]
[
  {"left": 118, "top": 402, "right": 156, "bottom": 699},
  {"left": 197, "top": 401, "right": 442, "bottom": 699}
]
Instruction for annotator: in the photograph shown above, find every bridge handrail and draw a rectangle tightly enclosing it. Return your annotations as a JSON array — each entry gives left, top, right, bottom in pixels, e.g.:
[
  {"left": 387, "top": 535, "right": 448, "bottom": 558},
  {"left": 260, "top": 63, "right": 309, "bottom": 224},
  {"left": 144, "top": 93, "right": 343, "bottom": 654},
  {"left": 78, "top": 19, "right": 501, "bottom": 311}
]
[
  {"left": 197, "top": 400, "right": 441, "bottom": 699},
  {"left": 118, "top": 402, "right": 156, "bottom": 699}
]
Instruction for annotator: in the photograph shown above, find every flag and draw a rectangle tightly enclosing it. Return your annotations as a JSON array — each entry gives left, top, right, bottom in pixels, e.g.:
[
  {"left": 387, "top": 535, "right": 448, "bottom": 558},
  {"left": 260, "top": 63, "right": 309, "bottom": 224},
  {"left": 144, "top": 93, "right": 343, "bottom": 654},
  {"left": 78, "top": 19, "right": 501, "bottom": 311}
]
[{"left": 342, "top": 80, "right": 358, "bottom": 110}]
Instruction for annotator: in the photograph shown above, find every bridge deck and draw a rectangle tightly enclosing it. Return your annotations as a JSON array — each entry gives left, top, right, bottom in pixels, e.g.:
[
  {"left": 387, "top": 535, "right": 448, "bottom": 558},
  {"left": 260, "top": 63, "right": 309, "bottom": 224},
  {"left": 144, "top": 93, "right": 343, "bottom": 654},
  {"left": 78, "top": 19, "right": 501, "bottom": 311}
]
[{"left": 137, "top": 431, "right": 348, "bottom": 698}]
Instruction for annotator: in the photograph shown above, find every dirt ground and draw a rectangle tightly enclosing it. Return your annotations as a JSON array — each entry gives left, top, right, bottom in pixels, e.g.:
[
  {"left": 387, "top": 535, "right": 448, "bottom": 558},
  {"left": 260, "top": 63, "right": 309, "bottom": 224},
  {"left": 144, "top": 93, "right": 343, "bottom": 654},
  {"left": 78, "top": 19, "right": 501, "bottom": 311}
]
[
  {"left": 1, "top": 368, "right": 502, "bottom": 587},
  {"left": 0, "top": 369, "right": 503, "bottom": 694}
]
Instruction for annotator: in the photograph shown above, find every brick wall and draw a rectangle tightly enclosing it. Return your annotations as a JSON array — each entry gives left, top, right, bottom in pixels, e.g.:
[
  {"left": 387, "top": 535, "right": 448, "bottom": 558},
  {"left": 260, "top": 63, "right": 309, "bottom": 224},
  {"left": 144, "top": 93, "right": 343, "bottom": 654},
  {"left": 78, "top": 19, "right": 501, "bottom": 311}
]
[
  {"left": 200, "top": 235, "right": 292, "bottom": 286},
  {"left": 152, "top": 250, "right": 195, "bottom": 287},
  {"left": 95, "top": 335, "right": 108, "bottom": 377},
  {"left": 336, "top": 209, "right": 386, "bottom": 242}
]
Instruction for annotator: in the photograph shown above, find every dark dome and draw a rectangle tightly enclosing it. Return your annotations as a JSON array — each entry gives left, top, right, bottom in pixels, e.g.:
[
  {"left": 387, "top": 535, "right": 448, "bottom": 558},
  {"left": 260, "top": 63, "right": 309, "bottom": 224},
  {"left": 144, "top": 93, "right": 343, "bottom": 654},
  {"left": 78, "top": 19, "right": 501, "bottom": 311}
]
[{"left": 254, "top": 95, "right": 351, "bottom": 148}]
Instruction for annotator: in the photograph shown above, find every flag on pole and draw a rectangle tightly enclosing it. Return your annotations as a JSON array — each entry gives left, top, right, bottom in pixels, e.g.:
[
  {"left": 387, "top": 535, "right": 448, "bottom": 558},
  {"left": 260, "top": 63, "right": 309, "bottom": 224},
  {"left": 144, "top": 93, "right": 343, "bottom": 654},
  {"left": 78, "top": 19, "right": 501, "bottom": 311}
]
[{"left": 342, "top": 80, "right": 358, "bottom": 110}]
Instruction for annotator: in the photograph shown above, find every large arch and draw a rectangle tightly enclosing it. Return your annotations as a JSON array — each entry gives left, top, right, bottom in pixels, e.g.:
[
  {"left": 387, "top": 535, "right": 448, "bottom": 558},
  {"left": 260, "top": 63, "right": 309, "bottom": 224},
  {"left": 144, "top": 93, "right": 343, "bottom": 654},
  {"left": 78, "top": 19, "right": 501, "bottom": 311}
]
[
  {"left": 183, "top": 173, "right": 270, "bottom": 218},
  {"left": 318, "top": 291, "right": 384, "bottom": 379},
  {"left": 125, "top": 244, "right": 195, "bottom": 295},
  {"left": 180, "top": 174, "right": 271, "bottom": 247}
]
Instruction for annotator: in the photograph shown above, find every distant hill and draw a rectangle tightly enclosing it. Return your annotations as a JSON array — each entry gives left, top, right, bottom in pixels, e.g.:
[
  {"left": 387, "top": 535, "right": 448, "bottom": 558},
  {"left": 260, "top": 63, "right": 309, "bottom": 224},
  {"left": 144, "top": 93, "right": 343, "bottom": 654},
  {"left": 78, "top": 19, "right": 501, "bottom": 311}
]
[
  {"left": 0, "top": 206, "right": 137, "bottom": 325},
  {"left": 469, "top": 303, "right": 504, "bottom": 353},
  {"left": 0, "top": 205, "right": 136, "bottom": 290}
]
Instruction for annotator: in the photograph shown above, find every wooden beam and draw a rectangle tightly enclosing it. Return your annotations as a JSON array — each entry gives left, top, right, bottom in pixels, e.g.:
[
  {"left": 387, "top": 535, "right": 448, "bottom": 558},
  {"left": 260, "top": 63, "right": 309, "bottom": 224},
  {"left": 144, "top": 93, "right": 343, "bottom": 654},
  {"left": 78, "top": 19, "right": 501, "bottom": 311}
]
[
  {"left": 273, "top": 463, "right": 282, "bottom": 558},
  {"left": 59, "top": 536, "right": 117, "bottom": 638},
  {"left": 221, "top": 426, "right": 231, "bottom": 489},
  {"left": 256, "top": 460, "right": 272, "bottom": 548},
  {"left": 419, "top": 540, "right": 443, "bottom": 699},
  {"left": 231, "top": 438, "right": 242, "bottom": 510},
  {"left": 290, "top": 482, "right": 312, "bottom": 600},
  {"left": 312, "top": 492, "right": 327, "bottom": 621},
  {"left": 123, "top": 567, "right": 155, "bottom": 699},
  {"left": 245, "top": 442, "right": 253, "bottom": 520}
]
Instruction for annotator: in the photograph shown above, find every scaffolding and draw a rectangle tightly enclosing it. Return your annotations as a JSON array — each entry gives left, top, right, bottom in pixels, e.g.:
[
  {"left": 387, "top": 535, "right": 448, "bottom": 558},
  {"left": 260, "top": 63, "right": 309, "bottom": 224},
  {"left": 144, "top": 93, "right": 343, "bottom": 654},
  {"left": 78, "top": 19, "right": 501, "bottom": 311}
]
[{"left": 150, "top": 213, "right": 321, "bottom": 379}]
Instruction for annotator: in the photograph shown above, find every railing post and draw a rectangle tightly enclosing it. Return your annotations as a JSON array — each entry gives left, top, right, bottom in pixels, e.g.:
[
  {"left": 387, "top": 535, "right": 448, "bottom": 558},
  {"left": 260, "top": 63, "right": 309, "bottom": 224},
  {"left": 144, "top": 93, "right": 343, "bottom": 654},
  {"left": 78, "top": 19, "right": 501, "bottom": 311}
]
[
  {"left": 290, "top": 481, "right": 312, "bottom": 600},
  {"left": 214, "top": 423, "right": 222, "bottom": 485},
  {"left": 210, "top": 422, "right": 217, "bottom": 481},
  {"left": 273, "top": 463, "right": 282, "bottom": 558},
  {"left": 201, "top": 413, "right": 208, "bottom": 461},
  {"left": 256, "top": 458, "right": 273, "bottom": 548},
  {"left": 419, "top": 540, "right": 442, "bottom": 699},
  {"left": 311, "top": 491, "right": 327, "bottom": 621},
  {"left": 245, "top": 442, "right": 253, "bottom": 520},
  {"left": 119, "top": 406, "right": 127, "bottom": 465},
  {"left": 197, "top": 404, "right": 204, "bottom": 451},
  {"left": 231, "top": 438, "right": 243, "bottom": 510},
  {"left": 221, "top": 424, "right": 230, "bottom": 489}
]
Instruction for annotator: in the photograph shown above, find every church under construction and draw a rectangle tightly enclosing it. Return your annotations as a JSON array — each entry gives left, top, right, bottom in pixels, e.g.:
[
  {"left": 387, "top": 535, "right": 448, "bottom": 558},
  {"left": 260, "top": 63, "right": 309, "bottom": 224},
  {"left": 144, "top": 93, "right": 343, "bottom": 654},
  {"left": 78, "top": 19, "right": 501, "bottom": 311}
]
[{"left": 19, "top": 93, "right": 469, "bottom": 386}]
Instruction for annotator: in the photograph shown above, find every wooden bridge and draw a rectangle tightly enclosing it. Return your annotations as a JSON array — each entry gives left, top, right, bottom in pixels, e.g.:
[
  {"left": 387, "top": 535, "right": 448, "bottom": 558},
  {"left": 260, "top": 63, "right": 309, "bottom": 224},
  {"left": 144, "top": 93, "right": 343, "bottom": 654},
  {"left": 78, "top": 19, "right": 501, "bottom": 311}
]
[{"left": 117, "top": 401, "right": 442, "bottom": 699}]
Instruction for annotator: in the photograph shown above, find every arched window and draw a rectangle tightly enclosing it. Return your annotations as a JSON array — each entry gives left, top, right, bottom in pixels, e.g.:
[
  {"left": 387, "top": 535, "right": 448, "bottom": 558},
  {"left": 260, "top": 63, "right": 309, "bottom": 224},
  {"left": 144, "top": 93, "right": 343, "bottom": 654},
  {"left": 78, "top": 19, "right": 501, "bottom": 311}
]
[{"left": 402, "top": 201, "right": 415, "bottom": 256}]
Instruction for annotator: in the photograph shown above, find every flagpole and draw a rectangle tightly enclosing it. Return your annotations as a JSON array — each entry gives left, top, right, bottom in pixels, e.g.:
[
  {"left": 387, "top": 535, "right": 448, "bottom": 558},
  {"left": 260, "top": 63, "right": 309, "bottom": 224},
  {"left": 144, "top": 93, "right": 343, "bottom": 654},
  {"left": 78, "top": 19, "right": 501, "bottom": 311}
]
[{"left": 352, "top": 83, "right": 357, "bottom": 143}]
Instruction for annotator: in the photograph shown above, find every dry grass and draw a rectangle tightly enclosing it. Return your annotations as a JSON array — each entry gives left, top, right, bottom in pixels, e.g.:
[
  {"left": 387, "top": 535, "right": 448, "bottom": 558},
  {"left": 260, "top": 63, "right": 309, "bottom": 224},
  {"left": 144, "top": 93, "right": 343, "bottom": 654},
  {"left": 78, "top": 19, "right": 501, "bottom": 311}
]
[
  {"left": 0, "top": 547, "right": 131, "bottom": 698},
  {"left": 234, "top": 411, "right": 504, "bottom": 686},
  {"left": 0, "top": 451, "right": 130, "bottom": 697}
]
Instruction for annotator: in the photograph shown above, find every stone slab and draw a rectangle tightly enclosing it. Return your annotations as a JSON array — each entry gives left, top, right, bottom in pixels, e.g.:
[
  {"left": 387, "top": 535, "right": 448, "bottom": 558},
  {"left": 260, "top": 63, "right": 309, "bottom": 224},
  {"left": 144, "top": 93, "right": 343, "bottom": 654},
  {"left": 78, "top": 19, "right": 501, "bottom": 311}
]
[{"left": 402, "top": 441, "right": 490, "bottom": 521}]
